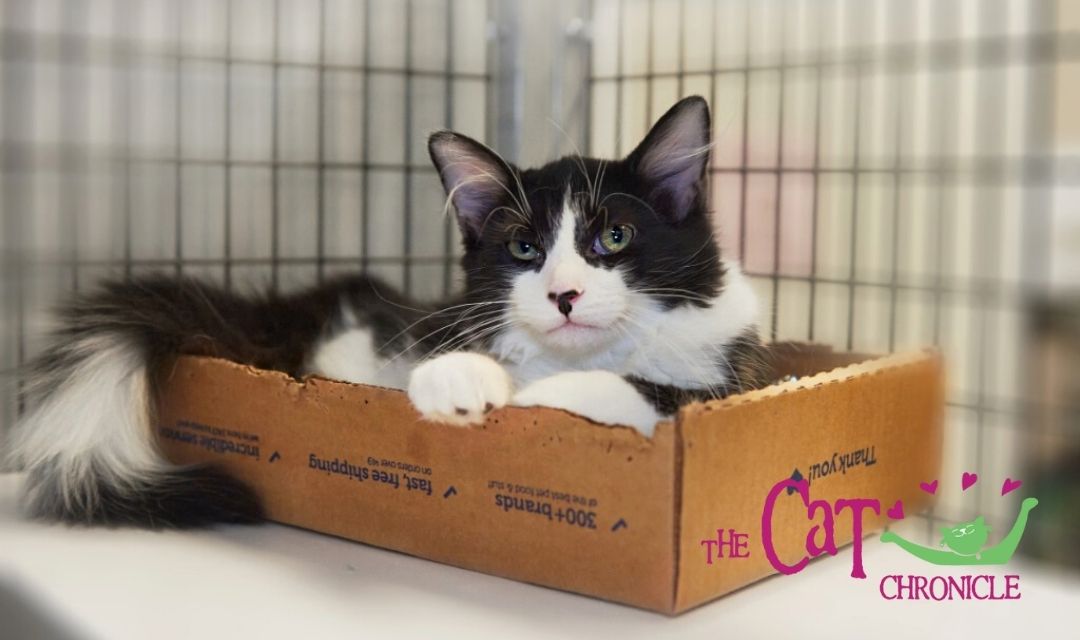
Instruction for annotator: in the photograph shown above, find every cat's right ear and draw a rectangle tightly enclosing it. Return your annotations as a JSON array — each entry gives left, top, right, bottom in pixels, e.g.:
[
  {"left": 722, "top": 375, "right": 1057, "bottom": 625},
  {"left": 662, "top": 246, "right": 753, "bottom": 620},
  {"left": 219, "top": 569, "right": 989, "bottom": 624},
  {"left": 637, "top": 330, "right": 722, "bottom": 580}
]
[
  {"left": 624, "top": 95, "right": 711, "bottom": 223},
  {"left": 428, "top": 131, "right": 515, "bottom": 241}
]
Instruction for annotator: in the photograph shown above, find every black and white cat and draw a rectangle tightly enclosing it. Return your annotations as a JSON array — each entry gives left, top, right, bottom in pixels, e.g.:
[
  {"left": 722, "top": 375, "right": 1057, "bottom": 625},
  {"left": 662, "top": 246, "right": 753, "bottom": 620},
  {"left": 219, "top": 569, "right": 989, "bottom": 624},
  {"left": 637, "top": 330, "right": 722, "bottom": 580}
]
[{"left": 7, "top": 96, "right": 768, "bottom": 528}]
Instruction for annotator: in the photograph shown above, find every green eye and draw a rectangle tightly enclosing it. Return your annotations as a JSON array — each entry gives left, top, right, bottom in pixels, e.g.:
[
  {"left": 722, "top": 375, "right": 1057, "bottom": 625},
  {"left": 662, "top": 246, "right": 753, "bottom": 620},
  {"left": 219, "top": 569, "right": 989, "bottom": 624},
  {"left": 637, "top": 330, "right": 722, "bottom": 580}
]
[
  {"left": 594, "top": 224, "right": 635, "bottom": 255},
  {"left": 507, "top": 239, "right": 541, "bottom": 261}
]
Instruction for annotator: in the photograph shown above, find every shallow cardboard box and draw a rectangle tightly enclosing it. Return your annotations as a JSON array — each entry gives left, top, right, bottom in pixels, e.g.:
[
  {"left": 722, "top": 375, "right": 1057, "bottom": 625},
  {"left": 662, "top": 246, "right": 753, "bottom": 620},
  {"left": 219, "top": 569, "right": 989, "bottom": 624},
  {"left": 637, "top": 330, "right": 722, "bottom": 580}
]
[{"left": 155, "top": 343, "right": 944, "bottom": 614}]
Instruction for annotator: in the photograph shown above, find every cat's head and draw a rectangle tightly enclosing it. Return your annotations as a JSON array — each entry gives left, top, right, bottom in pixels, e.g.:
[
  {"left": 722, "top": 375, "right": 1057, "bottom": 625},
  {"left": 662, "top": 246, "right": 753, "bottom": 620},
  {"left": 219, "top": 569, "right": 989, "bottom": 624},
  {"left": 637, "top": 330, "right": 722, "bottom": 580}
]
[
  {"left": 940, "top": 516, "right": 991, "bottom": 555},
  {"left": 428, "top": 96, "right": 733, "bottom": 360}
]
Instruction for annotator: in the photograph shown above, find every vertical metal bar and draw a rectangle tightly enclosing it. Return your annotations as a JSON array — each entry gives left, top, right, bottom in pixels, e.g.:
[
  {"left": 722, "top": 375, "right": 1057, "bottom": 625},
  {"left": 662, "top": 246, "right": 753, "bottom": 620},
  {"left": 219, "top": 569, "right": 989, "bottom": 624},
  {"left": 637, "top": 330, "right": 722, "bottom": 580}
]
[
  {"left": 1022, "top": 0, "right": 1056, "bottom": 289},
  {"left": 174, "top": 1, "right": 184, "bottom": 278},
  {"left": 736, "top": 1, "right": 751, "bottom": 263},
  {"left": 705, "top": 0, "right": 717, "bottom": 221},
  {"left": 970, "top": 1, "right": 1007, "bottom": 520},
  {"left": 361, "top": 0, "right": 372, "bottom": 271},
  {"left": 484, "top": 0, "right": 495, "bottom": 148},
  {"left": 707, "top": 0, "right": 717, "bottom": 117},
  {"left": 676, "top": 0, "right": 685, "bottom": 97},
  {"left": 549, "top": 7, "right": 564, "bottom": 158},
  {"left": 121, "top": 1, "right": 135, "bottom": 280},
  {"left": 316, "top": 0, "right": 327, "bottom": 282},
  {"left": 644, "top": 0, "right": 654, "bottom": 128},
  {"left": 550, "top": 2, "right": 595, "bottom": 162},
  {"left": 930, "top": 174, "right": 946, "bottom": 346},
  {"left": 970, "top": 1, "right": 990, "bottom": 521},
  {"left": 223, "top": 0, "right": 234, "bottom": 290},
  {"left": 844, "top": 4, "right": 865, "bottom": 353},
  {"left": 270, "top": 0, "right": 281, "bottom": 292},
  {"left": 886, "top": 158, "right": 902, "bottom": 351},
  {"left": 582, "top": 0, "right": 594, "bottom": 157},
  {"left": 929, "top": 5, "right": 951, "bottom": 350},
  {"left": 769, "top": 3, "right": 788, "bottom": 342},
  {"left": 60, "top": 0, "right": 85, "bottom": 291},
  {"left": 887, "top": 5, "right": 907, "bottom": 351},
  {"left": 1, "top": 0, "right": 33, "bottom": 420},
  {"left": 806, "top": 1, "right": 824, "bottom": 342},
  {"left": 614, "top": 0, "right": 624, "bottom": 154},
  {"left": 924, "top": 0, "right": 952, "bottom": 543},
  {"left": 403, "top": 0, "right": 414, "bottom": 295},
  {"left": 442, "top": 0, "right": 457, "bottom": 296},
  {"left": 492, "top": 0, "right": 523, "bottom": 161}
]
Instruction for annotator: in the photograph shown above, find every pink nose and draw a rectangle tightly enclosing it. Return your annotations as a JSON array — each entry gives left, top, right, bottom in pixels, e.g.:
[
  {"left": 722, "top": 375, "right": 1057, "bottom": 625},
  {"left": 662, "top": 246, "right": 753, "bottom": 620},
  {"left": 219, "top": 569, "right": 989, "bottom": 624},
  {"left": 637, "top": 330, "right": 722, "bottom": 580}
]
[{"left": 547, "top": 289, "right": 582, "bottom": 316}]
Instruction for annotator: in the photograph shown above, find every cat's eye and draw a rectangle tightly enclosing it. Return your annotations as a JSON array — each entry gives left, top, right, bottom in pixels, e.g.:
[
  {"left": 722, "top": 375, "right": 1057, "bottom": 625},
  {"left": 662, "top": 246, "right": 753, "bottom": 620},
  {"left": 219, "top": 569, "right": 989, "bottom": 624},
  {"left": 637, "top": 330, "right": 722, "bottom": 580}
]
[
  {"left": 593, "top": 224, "right": 635, "bottom": 255},
  {"left": 507, "top": 239, "right": 541, "bottom": 261}
]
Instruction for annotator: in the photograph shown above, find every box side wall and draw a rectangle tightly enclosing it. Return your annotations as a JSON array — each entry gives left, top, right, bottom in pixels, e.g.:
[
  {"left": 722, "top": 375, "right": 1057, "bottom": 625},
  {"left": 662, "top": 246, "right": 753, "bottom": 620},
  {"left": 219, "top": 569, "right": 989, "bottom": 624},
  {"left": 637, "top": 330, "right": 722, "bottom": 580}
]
[
  {"left": 155, "top": 357, "right": 678, "bottom": 612},
  {"left": 674, "top": 353, "right": 945, "bottom": 611}
]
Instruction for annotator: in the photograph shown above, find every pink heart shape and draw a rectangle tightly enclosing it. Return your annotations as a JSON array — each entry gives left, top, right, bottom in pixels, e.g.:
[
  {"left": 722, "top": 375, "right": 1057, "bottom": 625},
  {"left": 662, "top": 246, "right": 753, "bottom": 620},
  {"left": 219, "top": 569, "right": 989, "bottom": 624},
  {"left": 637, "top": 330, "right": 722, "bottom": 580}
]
[
  {"left": 962, "top": 472, "right": 978, "bottom": 491},
  {"left": 1001, "top": 478, "right": 1023, "bottom": 496},
  {"left": 886, "top": 500, "right": 904, "bottom": 520},
  {"left": 919, "top": 480, "right": 938, "bottom": 495}
]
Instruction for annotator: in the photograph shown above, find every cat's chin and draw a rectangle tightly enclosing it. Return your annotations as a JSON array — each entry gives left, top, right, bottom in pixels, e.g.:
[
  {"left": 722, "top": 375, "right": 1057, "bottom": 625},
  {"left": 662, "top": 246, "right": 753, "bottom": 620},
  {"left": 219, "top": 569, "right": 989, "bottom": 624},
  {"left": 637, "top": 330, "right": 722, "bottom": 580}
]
[{"left": 538, "top": 321, "right": 614, "bottom": 351}]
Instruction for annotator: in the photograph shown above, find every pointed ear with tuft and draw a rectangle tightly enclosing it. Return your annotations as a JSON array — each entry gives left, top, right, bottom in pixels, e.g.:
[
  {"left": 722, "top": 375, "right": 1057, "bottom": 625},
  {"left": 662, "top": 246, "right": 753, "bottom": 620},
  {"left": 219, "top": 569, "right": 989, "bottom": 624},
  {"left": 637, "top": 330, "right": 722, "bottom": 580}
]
[
  {"left": 428, "top": 131, "right": 516, "bottom": 241},
  {"left": 625, "top": 95, "right": 712, "bottom": 223}
]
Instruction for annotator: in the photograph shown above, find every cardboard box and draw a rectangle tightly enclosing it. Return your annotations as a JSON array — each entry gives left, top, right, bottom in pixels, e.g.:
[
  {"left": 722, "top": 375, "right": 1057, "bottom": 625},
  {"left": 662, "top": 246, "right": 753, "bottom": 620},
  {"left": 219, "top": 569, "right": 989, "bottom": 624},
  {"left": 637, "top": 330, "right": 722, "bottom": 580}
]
[{"left": 155, "top": 343, "right": 944, "bottom": 614}]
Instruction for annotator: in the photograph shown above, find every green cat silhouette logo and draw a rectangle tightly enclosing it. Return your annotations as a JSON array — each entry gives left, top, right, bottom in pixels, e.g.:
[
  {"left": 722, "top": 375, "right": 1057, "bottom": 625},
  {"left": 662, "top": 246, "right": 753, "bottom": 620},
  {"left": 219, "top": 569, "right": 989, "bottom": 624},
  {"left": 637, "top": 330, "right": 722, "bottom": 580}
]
[{"left": 880, "top": 497, "right": 1038, "bottom": 566}]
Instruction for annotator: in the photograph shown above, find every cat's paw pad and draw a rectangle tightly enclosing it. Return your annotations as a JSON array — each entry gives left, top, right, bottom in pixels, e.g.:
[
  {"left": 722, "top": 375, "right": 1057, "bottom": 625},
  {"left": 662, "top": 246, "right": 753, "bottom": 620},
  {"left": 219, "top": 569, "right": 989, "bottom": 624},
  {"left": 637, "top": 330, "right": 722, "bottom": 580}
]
[
  {"left": 512, "top": 371, "right": 662, "bottom": 436},
  {"left": 407, "top": 352, "right": 513, "bottom": 426}
]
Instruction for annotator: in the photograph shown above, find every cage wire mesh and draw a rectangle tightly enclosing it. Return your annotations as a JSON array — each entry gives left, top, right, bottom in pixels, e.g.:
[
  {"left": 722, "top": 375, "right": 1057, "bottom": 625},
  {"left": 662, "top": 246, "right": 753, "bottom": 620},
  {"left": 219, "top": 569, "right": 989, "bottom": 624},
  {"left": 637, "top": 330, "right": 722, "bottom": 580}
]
[
  {"left": 0, "top": 0, "right": 497, "bottom": 440},
  {"left": 587, "top": 0, "right": 1076, "bottom": 553},
  {"left": 1, "top": 0, "right": 1077, "bottom": 557}
]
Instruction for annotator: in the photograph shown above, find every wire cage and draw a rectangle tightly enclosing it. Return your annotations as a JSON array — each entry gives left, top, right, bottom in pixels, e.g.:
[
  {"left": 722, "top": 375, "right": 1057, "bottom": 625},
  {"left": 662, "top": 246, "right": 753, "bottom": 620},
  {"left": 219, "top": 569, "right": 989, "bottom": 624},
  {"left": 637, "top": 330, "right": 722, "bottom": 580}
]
[{"left": 1, "top": 0, "right": 1076, "bottom": 560}]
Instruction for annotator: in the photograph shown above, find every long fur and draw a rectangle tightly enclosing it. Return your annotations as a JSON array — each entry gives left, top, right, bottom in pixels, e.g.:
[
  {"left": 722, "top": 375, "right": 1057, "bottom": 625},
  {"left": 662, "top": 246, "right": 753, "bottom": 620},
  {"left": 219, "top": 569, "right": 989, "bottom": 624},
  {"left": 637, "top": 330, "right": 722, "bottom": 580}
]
[{"left": 7, "top": 275, "right": 424, "bottom": 527}]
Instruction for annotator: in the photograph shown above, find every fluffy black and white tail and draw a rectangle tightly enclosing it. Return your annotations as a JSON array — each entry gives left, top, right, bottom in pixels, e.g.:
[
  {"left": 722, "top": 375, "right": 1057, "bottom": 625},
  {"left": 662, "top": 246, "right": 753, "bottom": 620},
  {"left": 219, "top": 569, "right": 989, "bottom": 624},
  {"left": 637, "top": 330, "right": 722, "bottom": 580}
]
[
  {"left": 7, "top": 273, "right": 422, "bottom": 527},
  {"left": 6, "top": 278, "right": 277, "bottom": 528}
]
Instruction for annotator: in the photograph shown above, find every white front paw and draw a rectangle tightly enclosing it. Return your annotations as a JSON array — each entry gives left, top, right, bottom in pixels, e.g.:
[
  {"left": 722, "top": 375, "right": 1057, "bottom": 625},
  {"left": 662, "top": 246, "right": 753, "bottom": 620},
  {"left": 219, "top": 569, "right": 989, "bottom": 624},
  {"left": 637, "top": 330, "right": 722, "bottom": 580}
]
[
  {"left": 512, "top": 371, "right": 662, "bottom": 436},
  {"left": 407, "top": 352, "right": 513, "bottom": 426}
]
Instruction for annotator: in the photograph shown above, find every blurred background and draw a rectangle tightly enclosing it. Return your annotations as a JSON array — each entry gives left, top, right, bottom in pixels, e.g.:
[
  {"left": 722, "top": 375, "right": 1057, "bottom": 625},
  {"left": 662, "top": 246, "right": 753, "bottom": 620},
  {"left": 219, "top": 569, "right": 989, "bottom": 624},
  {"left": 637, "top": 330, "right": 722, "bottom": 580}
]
[{"left": 0, "top": 0, "right": 1076, "bottom": 571}]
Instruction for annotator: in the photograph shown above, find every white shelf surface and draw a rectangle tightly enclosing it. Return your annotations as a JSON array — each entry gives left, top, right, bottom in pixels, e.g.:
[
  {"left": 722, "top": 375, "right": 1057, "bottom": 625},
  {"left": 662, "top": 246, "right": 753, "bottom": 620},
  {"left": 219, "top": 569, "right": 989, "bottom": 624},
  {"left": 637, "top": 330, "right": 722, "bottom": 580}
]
[{"left": 1, "top": 473, "right": 1076, "bottom": 639}]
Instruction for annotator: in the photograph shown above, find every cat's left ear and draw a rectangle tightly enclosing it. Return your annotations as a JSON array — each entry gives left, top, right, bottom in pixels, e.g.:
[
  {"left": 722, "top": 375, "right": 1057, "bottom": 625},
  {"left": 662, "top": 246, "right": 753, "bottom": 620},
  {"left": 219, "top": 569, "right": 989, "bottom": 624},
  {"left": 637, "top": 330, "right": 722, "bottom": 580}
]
[
  {"left": 625, "top": 95, "right": 711, "bottom": 223},
  {"left": 428, "top": 131, "right": 517, "bottom": 241}
]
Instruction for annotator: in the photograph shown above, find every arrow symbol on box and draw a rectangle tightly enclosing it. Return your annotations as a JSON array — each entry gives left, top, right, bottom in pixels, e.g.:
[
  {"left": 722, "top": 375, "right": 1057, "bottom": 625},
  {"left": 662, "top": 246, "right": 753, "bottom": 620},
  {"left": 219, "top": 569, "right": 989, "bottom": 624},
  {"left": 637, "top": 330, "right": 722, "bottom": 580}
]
[
  {"left": 269, "top": 451, "right": 281, "bottom": 463},
  {"left": 443, "top": 486, "right": 457, "bottom": 498},
  {"left": 611, "top": 518, "right": 628, "bottom": 532},
  {"left": 787, "top": 468, "right": 803, "bottom": 495}
]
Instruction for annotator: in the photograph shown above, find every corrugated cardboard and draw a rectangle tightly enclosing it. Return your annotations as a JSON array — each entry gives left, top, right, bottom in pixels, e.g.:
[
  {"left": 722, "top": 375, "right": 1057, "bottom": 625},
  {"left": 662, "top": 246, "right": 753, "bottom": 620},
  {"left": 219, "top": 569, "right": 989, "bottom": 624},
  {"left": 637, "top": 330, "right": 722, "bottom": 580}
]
[{"left": 155, "top": 343, "right": 944, "bottom": 614}]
